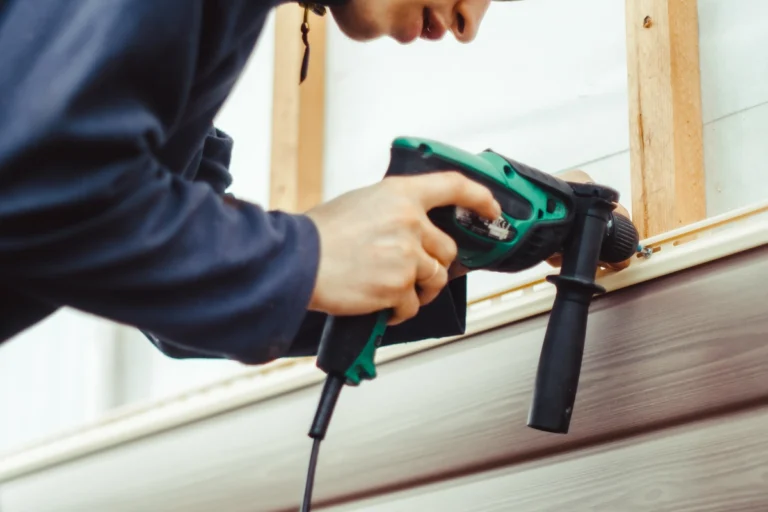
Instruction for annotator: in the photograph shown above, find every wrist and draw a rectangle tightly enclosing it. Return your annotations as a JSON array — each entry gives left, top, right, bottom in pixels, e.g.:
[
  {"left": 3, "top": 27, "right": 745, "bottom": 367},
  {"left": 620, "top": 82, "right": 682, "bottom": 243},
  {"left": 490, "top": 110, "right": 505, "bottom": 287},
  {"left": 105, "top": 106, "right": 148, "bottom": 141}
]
[
  {"left": 288, "top": 212, "right": 324, "bottom": 310},
  {"left": 301, "top": 212, "right": 328, "bottom": 313}
]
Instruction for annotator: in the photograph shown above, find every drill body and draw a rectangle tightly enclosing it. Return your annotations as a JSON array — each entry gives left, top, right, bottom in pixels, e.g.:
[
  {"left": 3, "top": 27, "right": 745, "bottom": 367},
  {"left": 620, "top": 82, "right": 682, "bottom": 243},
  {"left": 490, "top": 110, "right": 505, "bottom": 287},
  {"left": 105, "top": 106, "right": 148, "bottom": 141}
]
[
  {"left": 303, "top": 136, "right": 641, "bottom": 511},
  {"left": 387, "top": 137, "right": 572, "bottom": 273},
  {"left": 313, "top": 136, "right": 639, "bottom": 431},
  {"left": 383, "top": 137, "right": 637, "bottom": 273}
]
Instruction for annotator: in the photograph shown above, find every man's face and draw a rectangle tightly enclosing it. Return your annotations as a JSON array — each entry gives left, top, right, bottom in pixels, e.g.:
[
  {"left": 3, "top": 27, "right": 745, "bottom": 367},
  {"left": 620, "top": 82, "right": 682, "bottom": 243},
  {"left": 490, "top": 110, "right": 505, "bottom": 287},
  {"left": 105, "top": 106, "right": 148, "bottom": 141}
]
[{"left": 329, "top": 0, "right": 492, "bottom": 45}]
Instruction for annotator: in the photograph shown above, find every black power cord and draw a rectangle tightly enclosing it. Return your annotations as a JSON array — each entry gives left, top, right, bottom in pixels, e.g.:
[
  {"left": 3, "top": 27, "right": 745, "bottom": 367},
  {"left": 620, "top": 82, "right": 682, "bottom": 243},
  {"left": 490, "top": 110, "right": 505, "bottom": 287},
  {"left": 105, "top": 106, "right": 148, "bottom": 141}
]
[{"left": 300, "top": 373, "right": 345, "bottom": 512}]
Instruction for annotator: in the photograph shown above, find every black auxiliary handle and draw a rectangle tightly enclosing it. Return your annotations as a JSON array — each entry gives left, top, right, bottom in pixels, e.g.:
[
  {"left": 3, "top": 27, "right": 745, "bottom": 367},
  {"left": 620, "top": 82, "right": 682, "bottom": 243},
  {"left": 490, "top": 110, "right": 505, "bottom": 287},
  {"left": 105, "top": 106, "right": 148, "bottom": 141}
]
[{"left": 527, "top": 182, "right": 622, "bottom": 434}]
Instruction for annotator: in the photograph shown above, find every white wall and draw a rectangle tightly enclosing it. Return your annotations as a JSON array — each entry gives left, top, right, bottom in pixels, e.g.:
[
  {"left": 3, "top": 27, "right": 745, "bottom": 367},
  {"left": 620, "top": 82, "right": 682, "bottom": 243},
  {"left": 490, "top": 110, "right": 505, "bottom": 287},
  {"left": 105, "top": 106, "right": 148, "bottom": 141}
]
[
  {"left": 324, "top": 0, "right": 632, "bottom": 299},
  {"left": 323, "top": 0, "right": 768, "bottom": 299},
  {"left": 1, "top": 0, "right": 766, "bottom": 457},
  {"left": 0, "top": 310, "right": 117, "bottom": 455},
  {"left": 698, "top": 0, "right": 768, "bottom": 216},
  {"left": 0, "top": 13, "right": 277, "bottom": 455}
]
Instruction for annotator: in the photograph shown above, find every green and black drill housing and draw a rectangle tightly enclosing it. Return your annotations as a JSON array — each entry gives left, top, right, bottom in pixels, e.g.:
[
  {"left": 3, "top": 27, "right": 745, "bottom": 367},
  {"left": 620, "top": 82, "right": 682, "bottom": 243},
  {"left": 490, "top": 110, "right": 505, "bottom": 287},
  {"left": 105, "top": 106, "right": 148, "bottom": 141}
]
[
  {"left": 302, "top": 136, "right": 641, "bottom": 512},
  {"left": 384, "top": 137, "right": 638, "bottom": 274},
  {"left": 383, "top": 137, "right": 640, "bottom": 434}
]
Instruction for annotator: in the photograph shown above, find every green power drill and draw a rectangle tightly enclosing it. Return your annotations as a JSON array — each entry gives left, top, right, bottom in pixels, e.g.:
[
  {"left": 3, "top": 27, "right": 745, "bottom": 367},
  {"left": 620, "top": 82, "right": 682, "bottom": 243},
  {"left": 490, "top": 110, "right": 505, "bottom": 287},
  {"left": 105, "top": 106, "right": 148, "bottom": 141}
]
[{"left": 299, "top": 137, "right": 639, "bottom": 511}]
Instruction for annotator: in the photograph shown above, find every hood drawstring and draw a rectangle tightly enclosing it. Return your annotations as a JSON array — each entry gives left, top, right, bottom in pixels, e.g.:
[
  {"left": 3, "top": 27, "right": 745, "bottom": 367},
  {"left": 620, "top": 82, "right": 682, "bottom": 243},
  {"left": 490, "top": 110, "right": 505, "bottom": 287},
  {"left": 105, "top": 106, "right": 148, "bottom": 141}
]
[{"left": 299, "top": 3, "right": 327, "bottom": 84}]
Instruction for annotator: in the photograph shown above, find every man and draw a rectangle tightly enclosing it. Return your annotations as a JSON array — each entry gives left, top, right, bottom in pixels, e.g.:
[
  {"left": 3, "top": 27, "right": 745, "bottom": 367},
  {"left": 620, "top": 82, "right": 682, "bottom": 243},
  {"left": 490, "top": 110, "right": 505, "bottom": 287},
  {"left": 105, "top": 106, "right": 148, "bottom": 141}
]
[{"left": 0, "top": 0, "right": 625, "bottom": 364}]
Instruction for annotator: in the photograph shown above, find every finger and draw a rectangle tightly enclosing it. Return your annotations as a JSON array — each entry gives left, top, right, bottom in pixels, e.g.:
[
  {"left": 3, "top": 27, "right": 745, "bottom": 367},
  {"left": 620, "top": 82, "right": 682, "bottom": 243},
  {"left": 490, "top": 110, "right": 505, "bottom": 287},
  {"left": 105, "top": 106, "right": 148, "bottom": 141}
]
[
  {"left": 556, "top": 169, "right": 594, "bottom": 184},
  {"left": 545, "top": 253, "right": 563, "bottom": 268},
  {"left": 551, "top": 252, "right": 632, "bottom": 271},
  {"left": 419, "top": 214, "right": 458, "bottom": 267},
  {"left": 410, "top": 171, "right": 502, "bottom": 221},
  {"left": 415, "top": 250, "right": 441, "bottom": 283},
  {"left": 447, "top": 261, "right": 470, "bottom": 280},
  {"left": 613, "top": 202, "right": 631, "bottom": 220},
  {"left": 418, "top": 271, "right": 449, "bottom": 306},
  {"left": 415, "top": 250, "right": 449, "bottom": 306},
  {"left": 389, "top": 288, "right": 421, "bottom": 326},
  {"left": 602, "top": 258, "right": 631, "bottom": 271}
]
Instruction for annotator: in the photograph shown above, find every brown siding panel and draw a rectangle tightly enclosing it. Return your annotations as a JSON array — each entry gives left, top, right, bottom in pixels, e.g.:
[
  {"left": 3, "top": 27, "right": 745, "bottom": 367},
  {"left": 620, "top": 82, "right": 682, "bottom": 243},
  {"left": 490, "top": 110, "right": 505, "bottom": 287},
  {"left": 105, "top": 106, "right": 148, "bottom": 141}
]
[{"left": 2, "top": 245, "right": 768, "bottom": 511}]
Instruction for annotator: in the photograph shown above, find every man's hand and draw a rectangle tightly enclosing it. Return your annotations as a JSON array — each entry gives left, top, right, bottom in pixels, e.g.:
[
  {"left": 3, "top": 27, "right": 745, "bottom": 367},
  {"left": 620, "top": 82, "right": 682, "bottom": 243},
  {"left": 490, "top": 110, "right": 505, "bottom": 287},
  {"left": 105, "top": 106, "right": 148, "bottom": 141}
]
[
  {"left": 545, "top": 169, "right": 633, "bottom": 271},
  {"left": 305, "top": 172, "right": 501, "bottom": 326}
]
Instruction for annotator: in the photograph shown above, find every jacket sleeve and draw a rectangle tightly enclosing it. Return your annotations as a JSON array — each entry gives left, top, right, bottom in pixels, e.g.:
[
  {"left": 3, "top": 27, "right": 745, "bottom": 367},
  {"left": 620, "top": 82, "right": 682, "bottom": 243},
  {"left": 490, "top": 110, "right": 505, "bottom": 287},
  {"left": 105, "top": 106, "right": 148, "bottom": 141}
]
[
  {"left": 0, "top": 1, "right": 321, "bottom": 365},
  {"left": 191, "top": 126, "right": 236, "bottom": 194}
]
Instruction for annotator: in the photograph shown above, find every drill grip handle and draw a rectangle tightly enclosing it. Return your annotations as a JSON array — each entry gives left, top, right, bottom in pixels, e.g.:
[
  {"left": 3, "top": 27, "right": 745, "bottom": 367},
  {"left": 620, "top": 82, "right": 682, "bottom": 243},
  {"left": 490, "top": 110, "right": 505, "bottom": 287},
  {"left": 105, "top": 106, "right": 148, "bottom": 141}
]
[
  {"left": 527, "top": 183, "right": 617, "bottom": 434},
  {"left": 527, "top": 276, "right": 601, "bottom": 433},
  {"left": 316, "top": 311, "right": 389, "bottom": 385}
]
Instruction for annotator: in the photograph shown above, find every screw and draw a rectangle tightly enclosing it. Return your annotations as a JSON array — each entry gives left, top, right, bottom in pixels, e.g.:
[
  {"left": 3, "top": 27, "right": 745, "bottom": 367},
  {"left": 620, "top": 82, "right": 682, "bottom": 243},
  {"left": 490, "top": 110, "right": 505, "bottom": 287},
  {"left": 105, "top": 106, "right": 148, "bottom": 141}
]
[{"left": 637, "top": 245, "right": 653, "bottom": 259}]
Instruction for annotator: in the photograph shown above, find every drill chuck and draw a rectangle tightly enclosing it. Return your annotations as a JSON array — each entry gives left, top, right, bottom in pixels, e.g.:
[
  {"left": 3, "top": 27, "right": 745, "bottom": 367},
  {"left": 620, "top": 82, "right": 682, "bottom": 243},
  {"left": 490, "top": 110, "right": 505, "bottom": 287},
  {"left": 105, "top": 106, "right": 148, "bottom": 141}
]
[{"left": 600, "top": 212, "right": 640, "bottom": 264}]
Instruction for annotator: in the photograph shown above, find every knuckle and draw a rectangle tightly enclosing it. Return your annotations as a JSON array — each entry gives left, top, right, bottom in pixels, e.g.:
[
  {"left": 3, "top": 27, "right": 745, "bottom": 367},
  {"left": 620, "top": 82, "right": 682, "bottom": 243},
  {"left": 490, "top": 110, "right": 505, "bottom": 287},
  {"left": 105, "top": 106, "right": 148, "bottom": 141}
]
[
  {"left": 444, "top": 238, "right": 458, "bottom": 259},
  {"left": 397, "top": 239, "right": 417, "bottom": 260},
  {"left": 447, "top": 172, "right": 465, "bottom": 194},
  {"left": 405, "top": 212, "right": 422, "bottom": 230},
  {"left": 392, "top": 297, "right": 418, "bottom": 325},
  {"left": 418, "top": 269, "right": 448, "bottom": 306},
  {"left": 435, "top": 268, "right": 449, "bottom": 288},
  {"left": 381, "top": 237, "right": 414, "bottom": 261},
  {"left": 392, "top": 204, "right": 421, "bottom": 229},
  {"left": 433, "top": 238, "right": 457, "bottom": 267},
  {"left": 405, "top": 202, "right": 424, "bottom": 223},
  {"left": 374, "top": 272, "right": 401, "bottom": 295},
  {"left": 430, "top": 271, "right": 448, "bottom": 293},
  {"left": 389, "top": 271, "right": 413, "bottom": 293},
  {"left": 382, "top": 176, "right": 403, "bottom": 191},
  {"left": 403, "top": 297, "right": 419, "bottom": 319},
  {"left": 403, "top": 270, "right": 417, "bottom": 290},
  {"left": 371, "top": 281, "right": 392, "bottom": 300}
]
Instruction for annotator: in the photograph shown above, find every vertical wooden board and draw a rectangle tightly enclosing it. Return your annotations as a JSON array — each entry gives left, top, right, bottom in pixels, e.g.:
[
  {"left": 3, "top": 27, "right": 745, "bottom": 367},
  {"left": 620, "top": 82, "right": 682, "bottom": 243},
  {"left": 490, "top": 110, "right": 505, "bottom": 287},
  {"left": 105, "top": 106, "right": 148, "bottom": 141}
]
[
  {"left": 625, "top": 0, "right": 706, "bottom": 238},
  {"left": 269, "top": 5, "right": 326, "bottom": 213},
  {"left": 269, "top": 5, "right": 302, "bottom": 212},
  {"left": 297, "top": 10, "right": 326, "bottom": 212}
]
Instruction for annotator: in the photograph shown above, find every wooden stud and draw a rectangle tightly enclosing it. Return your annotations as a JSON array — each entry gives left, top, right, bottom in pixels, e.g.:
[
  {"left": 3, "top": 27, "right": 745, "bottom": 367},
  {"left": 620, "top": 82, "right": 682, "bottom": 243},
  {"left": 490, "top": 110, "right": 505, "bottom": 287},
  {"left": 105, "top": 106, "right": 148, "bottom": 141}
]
[
  {"left": 269, "top": 4, "right": 327, "bottom": 213},
  {"left": 625, "top": 0, "right": 706, "bottom": 239}
]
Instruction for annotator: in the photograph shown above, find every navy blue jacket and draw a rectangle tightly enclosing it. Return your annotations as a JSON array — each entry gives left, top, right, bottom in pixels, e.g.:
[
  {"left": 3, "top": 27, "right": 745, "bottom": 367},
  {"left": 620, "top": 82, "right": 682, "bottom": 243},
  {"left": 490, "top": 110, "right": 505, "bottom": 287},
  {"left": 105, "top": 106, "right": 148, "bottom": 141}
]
[{"left": 0, "top": 0, "right": 466, "bottom": 364}]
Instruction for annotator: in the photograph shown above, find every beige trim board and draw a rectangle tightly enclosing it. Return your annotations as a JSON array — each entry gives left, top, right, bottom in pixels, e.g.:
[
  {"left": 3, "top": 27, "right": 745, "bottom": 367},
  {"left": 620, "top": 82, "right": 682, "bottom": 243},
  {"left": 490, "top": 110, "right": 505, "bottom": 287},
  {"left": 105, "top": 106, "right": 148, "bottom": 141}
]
[{"left": 269, "top": 4, "right": 326, "bottom": 213}]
